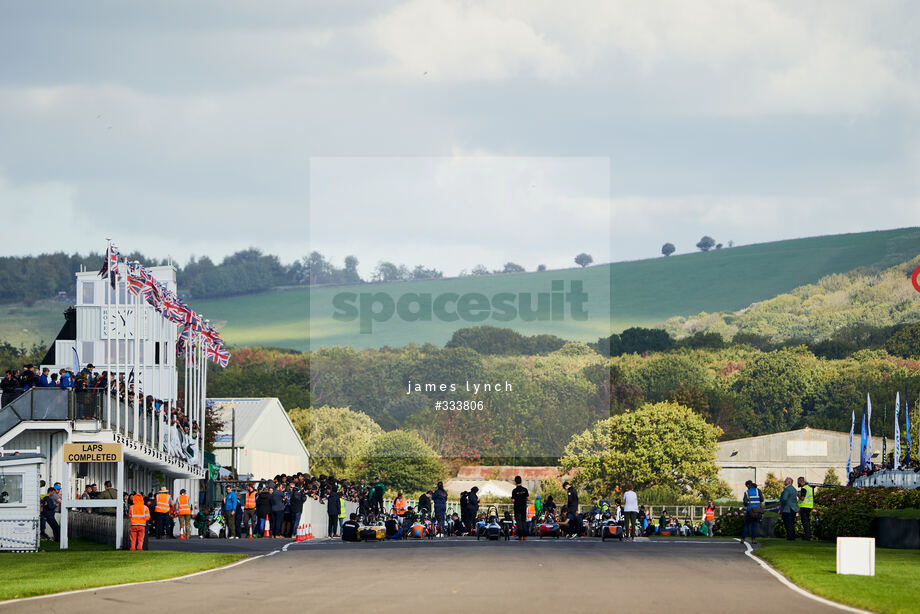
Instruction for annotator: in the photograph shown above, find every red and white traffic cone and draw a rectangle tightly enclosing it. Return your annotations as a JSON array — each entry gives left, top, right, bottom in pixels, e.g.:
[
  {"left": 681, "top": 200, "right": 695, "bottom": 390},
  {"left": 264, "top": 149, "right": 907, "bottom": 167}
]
[
  {"left": 263, "top": 515, "right": 271, "bottom": 538},
  {"left": 295, "top": 523, "right": 305, "bottom": 542},
  {"left": 306, "top": 523, "right": 313, "bottom": 539}
]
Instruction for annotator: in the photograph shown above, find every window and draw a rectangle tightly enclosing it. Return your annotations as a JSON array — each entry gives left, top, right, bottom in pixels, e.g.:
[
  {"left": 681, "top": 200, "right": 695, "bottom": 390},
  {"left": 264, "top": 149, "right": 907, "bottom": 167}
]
[
  {"left": 0, "top": 474, "right": 23, "bottom": 504},
  {"left": 82, "top": 281, "right": 95, "bottom": 305},
  {"left": 82, "top": 341, "right": 94, "bottom": 365}
]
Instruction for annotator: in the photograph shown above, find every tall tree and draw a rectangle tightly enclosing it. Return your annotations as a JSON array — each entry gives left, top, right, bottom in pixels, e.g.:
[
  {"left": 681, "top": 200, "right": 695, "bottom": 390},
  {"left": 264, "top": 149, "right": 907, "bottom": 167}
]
[
  {"left": 661, "top": 243, "right": 675, "bottom": 257},
  {"left": 560, "top": 401, "right": 722, "bottom": 495},
  {"left": 574, "top": 253, "right": 593, "bottom": 267}
]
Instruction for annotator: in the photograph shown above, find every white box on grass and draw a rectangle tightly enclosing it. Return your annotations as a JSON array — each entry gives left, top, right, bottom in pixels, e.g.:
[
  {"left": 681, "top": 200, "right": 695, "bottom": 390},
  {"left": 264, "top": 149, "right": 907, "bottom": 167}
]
[{"left": 836, "top": 537, "right": 875, "bottom": 576}]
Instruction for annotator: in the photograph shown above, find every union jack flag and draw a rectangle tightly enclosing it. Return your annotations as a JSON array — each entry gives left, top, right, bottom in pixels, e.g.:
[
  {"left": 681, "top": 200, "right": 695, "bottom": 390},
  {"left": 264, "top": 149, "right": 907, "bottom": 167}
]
[
  {"left": 97, "top": 244, "right": 122, "bottom": 288},
  {"left": 206, "top": 343, "right": 231, "bottom": 368},
  {"left": 125, "top": 262, "right": 145, "bottom": 296},
  {"left": 202, "top": 325, "right": 223, "bottom": 348}
]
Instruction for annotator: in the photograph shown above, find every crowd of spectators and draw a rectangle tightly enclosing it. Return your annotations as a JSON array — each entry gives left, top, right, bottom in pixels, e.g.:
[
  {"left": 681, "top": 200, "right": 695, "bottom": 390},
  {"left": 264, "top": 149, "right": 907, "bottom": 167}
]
[
  {"left": 2, "top": 363, "right": 201, "bottom": 463},
  {"left": 848, "top": 457, "right": 920, "bottom": 486}
]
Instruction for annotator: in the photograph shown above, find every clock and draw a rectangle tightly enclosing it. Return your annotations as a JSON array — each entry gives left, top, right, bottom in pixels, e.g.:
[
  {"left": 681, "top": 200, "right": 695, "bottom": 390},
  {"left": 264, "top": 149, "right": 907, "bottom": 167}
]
[{"left": 101, "top": 308, "right": 136, "bottom": 337}]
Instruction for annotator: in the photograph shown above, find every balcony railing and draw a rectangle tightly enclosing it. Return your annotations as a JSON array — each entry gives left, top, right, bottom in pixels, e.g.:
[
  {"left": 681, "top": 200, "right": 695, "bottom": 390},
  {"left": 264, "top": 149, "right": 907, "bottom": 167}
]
[{"left": 0, "top": 388, "right": 199, "bottom": 468}]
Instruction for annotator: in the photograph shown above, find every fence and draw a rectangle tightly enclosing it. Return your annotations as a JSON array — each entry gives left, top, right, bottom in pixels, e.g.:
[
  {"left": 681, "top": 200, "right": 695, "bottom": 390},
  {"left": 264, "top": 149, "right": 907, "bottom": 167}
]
[
  {"left": 0, "top": 518, "right": 39, "bottom": 552},
  {"left": 853, "top": 470, "right": 920, "bottom": 489}
]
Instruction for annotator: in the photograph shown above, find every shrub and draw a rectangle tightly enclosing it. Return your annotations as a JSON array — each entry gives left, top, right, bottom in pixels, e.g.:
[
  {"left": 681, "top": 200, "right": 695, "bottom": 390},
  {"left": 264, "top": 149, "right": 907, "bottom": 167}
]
[
  {"left": 712, "top": 507, "right": 745, "bottom": 537},
  {"left": 816, "top": 503, "right": 874, "bottom": 539}
]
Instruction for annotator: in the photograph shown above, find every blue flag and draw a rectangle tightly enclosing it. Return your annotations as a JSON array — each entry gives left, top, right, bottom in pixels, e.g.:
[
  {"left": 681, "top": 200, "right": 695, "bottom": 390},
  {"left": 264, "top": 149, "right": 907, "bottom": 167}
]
[
  {"left": 866, "top": 393, "right": 873, "bottom": 464},
  {"left": 895, "top": 393, "right": 901, "bottom": 465},
  {"left": 859, "top": 409, "right": 868, "bottom": 470},
  {"left": 906, "top": 389, "right": 912, "bottom": 463},
  {"left": 846, "top": 410, "right": 855, "bottom": 478}
]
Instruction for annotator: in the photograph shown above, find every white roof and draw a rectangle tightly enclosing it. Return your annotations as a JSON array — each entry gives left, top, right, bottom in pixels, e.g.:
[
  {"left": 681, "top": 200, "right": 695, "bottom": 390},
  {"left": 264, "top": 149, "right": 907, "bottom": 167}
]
[{"left": 208, "top": 398, "right": 309, "bottom": 458}]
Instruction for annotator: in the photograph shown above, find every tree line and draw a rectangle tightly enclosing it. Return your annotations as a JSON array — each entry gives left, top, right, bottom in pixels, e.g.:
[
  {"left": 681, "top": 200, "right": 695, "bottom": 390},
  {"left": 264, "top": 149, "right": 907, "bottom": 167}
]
[{"left": 0, "top": 249, "right": 598, "bottom": 303}]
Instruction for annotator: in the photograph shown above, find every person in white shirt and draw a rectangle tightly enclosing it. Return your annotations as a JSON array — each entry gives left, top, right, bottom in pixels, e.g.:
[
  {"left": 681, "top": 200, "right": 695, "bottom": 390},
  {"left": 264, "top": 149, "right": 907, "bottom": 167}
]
[{"left": 622, "top": 485, "right": 639, "bottom": 541}]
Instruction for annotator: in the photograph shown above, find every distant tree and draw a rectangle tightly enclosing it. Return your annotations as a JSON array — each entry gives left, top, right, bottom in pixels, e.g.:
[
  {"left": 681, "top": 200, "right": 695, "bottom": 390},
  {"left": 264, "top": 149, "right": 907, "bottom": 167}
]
[
  {"left": 501, "top": 262, "right": 525, "bottom": 274},
  {"left": 470, "top": 264, "right": 490, "bottom": 276},
  {"left": 763, "top": 472, "right": 783, "bottom": 500},
  {"left": 373, "top": 261, "right": 401, "bottom": 283},
  {"left": 537, "top": 264, "right": 547, "bottom": 272},
  {"left": 574, "top": 253, "right": 593, "bottom": 268},
  {"left": 661, "top": 243, "right": 675, "bottom": 257},
  {"left": 346, "top": 430, "right": 445, "bottom": 493},
  {"left": 715, "top": 243, "right": 723, "bottom": 250},
  {"left": 305, "top": 251, "right": 334, "bottom": 285},
  {"left": 727, "top": 240, "right": 734, "bottom": 248},
  {"left": 884, "top": 323, "right": 920, "bottom": 358},
  {"left": 823, "top": 468, "right": 841, "bottom": 486},
  {"left": 610, "top": 327, "right": 674, "bottom": 355},
  {"left": 696, "top": 236, "right": 716, "bottom": 252},
  {"left": 411, "top": 265, "right": 443, "bottom": 280},
  {"left": 675, "top": 331, "right": 726, "bottom": 350},
  {"left": 343, "top": 255, "right": 362, "bottom": 283}
]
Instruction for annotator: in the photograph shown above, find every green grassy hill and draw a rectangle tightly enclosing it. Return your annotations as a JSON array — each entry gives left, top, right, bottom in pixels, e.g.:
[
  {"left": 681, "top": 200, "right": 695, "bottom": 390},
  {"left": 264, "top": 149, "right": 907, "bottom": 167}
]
[{"left": 3, "top": 227, "right": 919, "bottom": 351}]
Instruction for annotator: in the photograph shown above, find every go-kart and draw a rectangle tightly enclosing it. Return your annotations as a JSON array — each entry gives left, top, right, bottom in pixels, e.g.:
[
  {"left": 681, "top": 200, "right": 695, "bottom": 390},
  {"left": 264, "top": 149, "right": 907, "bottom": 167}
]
[
  {"left": 357, "top": 515, "right": 386, "bottom": 541},
  {"left": 600, "top": 518, "right": 625, "bottom": 541},
  {"left": 538, "top": 513, "right": 561, "bottom": 539},
  {"left": 476, "top": 506, "right": 510, "bottom": 541},
  {"left": 408, "top": 513, "right": 435, "bottom": 539}
]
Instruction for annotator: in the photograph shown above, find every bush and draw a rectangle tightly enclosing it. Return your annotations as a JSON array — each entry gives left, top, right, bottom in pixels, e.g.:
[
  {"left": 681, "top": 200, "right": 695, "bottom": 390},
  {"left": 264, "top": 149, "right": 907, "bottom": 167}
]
[
  {"left": 540, "top": 477, "right": 567, "bottom": 502},
  {"left": 712, "top": 507, "right": 746, "bottom": 537},
  {"left": 816, "top": 504, "right": 874, "bottom": 539}
]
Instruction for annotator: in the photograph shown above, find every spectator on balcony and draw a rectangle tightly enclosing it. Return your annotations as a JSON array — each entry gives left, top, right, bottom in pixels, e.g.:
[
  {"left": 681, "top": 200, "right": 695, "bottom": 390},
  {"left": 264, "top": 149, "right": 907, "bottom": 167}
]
[
  {"left": 20, "top": 365, "right": 36, "bottom": 390},
  {"left": 59, "top": 369, "right": 73, "bottom": 389},
  {"left": 81, "top": 364, "right": 96, "bottom": 387},
  {"left": 1, "top": 370, "right": 19, "bottom": 406},
  {"left": 38, "top": 367, "right": 52, "bottom": 387}
]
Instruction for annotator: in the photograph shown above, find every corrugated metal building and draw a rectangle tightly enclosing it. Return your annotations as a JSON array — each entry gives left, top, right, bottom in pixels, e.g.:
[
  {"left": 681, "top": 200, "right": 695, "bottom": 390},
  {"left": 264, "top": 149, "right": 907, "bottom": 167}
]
[
  {"left": 717, "top": 427, "right": 884, "bottom": 498},
  {"left": 210, "top": 398, "right": 309, "bottom": 479}
]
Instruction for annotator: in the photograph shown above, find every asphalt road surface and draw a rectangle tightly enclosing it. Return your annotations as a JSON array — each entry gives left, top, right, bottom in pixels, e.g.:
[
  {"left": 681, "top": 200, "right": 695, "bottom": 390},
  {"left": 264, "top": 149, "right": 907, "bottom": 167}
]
[{"left": 3, "top": 538, "right": 845, "bottom": 614}]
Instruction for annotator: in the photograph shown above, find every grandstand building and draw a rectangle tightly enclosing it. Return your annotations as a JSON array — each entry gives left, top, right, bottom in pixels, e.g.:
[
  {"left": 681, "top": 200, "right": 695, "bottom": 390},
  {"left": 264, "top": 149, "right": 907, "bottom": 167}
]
[{"left": 0, "top": 262, "right": 208, "bottom": 544}]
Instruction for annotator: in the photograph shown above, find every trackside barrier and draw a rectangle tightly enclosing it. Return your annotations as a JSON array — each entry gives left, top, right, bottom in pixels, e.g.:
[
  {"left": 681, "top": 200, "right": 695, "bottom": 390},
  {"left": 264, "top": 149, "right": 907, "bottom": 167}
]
[{"left": 296, "top": 497, "right": 358, "bottom": 539}]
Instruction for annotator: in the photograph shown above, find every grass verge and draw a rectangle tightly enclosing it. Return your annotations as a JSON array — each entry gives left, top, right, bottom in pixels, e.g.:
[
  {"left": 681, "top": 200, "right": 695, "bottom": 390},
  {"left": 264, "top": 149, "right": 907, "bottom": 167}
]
[
  {"left": 0, "top": 538, "right": 246, "bottom": 601},
  {"left": 755, "top": 539, "right": 920, "bottom": 614}
]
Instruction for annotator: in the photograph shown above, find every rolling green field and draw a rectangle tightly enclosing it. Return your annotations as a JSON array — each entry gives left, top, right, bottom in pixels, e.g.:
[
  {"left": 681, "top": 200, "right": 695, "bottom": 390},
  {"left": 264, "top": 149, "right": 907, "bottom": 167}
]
[
  {"left": 3, "top": 227, "right": 919, "bottom": 351},
  {"left": 196, "top": 227, "right": 920, "bottom": 350}
]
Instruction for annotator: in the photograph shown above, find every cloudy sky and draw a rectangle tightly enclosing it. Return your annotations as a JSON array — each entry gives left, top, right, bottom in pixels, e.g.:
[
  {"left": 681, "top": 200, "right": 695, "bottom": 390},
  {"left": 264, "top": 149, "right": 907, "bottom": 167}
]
[{"left": 1, "top": 1, "right": 918, "bottom": 277}]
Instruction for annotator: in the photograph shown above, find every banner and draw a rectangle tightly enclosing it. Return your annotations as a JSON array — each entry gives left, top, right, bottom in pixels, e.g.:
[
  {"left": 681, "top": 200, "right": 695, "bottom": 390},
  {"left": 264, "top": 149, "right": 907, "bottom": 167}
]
[
  {"left": 846, "top": 410, "right": 855, "bottom": 478},
  {"left": 895, "top": 392, "right": 901, "bottom": 465}
]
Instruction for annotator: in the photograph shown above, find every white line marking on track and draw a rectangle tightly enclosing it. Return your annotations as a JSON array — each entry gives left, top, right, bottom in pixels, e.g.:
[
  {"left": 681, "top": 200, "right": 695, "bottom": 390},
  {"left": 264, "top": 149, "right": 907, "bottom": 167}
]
[
  {"left": 738, "top": 540, "right": 874, "bottom": 614},
  {"left": 0, "top": 553, "right": 263, "bottom": 608}
]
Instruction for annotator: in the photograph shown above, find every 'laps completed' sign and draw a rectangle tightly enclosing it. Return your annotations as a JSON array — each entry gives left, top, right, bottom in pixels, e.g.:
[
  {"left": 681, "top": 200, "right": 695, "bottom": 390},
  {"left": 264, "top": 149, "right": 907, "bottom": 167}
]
[{"left": 62, "top": 443, "right": 122, "bottom": 463}]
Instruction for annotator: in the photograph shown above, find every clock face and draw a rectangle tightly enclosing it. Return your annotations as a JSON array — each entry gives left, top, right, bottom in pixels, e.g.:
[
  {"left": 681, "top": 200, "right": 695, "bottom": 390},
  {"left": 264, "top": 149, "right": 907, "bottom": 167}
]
[{"left": 101, "top": 308, "right": 135, "bottom": 337}]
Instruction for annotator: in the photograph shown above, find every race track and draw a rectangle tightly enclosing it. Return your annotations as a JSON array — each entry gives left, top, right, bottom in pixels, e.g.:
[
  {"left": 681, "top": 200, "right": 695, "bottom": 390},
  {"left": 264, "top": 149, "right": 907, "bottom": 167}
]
[{"left": 2, "top": 538, "right": 846, "bottom": 613}]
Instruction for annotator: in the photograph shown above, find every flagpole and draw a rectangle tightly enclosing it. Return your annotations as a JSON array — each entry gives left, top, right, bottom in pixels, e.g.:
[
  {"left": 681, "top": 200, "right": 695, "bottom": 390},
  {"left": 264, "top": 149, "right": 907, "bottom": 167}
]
[
  {"left": 114, "top": 252, "right": 121, "bottom": 437},
  {"left": 201, "top": 321, "right": 209, "bottom": 467},
  {"left": 104, "top": 239, "right": 111, "bottom": 430},
  {"left": 133, "top": 262, "right": 142, "bottom": 447}
]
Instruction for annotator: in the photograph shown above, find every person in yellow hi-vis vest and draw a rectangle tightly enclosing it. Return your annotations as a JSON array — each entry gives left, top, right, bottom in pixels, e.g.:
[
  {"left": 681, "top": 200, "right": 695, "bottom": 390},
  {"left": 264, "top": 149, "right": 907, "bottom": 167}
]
[
  {"left": 154, "top": 486, "right": 172, "bottom": 539},
  {"left": 338, "top": 495, "right": 347, "bottom": 535},
  {"left": 797, "top": 476, "right": 814, "bottom": 541},
  {"left": 176, "top": 488, "right": 192, "bottom": 538}
]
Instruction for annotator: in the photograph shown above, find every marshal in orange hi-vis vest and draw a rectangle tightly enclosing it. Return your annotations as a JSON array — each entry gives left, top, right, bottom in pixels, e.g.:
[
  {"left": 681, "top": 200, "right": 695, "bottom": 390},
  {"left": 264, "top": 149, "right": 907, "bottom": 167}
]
[{"left": 155, "top": 492, "right": 171, "bottom": 513}]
